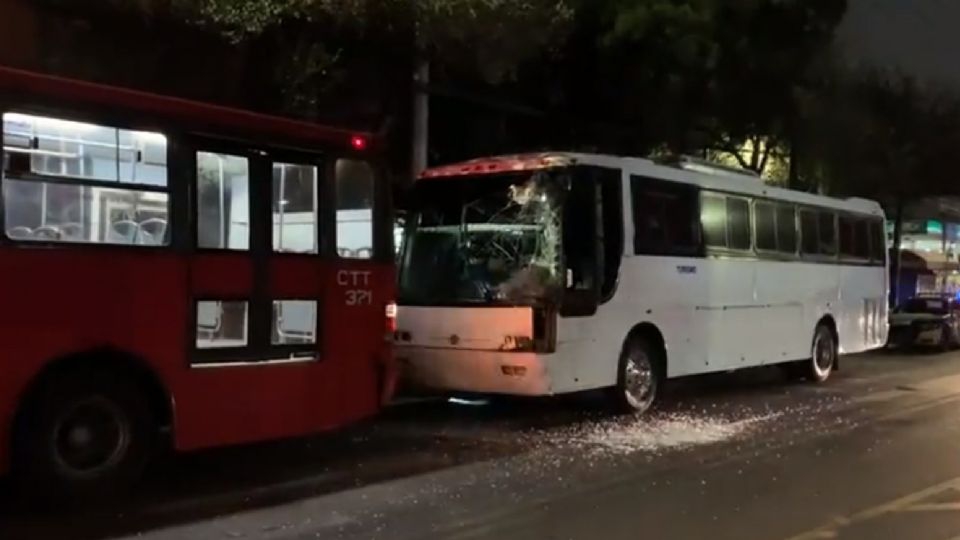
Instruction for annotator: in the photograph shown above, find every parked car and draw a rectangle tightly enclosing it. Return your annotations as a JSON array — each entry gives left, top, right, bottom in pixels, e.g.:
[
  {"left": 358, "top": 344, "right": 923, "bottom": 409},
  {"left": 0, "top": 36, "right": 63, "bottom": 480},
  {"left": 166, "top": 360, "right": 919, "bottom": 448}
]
[{"left": 888, "top": 295, "right": 960, "bottom": 350}]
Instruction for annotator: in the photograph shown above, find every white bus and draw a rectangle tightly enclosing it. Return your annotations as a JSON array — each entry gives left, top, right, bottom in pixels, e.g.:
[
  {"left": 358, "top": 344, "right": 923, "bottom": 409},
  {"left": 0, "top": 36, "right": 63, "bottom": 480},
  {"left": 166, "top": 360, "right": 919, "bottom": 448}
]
[{"left": 395, "top": 153, "right": 888, "bottom": 413}]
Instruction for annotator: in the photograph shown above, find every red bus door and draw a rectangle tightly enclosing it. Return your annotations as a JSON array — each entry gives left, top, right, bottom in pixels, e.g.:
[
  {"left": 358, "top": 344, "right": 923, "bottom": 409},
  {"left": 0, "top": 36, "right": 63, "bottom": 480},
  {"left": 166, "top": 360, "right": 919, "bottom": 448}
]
[{"left": 176, "top": 144, "right": 332, "bottom": 450}]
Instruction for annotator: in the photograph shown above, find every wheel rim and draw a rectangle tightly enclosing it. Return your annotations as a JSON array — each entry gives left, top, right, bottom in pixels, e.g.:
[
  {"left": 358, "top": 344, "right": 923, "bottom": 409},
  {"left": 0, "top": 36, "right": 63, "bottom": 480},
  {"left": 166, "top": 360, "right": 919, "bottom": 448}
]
[
  {"left": 52, "top": 396, "right": 130, "bottom": 476},
  {"left": 813, "top": 330, "right": 834, "bottom": 375},
  {"left": 623, "top": 350, "right": 655, "bottom": 410}
]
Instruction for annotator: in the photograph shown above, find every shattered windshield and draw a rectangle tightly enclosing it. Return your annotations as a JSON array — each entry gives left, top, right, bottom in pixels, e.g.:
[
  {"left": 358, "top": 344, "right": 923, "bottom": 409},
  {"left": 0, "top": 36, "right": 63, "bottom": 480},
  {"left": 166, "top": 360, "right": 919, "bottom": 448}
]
[{"left": 398, "top": 170, "right": 567, "bottom": 305}]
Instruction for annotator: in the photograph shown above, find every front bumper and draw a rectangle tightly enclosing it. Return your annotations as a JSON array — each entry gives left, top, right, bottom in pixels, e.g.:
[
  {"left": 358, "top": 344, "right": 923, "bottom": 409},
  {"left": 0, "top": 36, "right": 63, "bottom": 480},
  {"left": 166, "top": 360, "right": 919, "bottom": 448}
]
[
  {"left": 396, "top": 346, "right": 551, "bottom": 396},
  {"left": 888, "top": 324, "right": 942, "bottom": 348}
]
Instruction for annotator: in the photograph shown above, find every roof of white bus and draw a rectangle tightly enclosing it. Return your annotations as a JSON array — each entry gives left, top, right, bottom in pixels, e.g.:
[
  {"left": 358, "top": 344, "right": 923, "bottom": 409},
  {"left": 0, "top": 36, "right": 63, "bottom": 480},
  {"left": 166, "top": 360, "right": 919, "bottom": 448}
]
[{"left": 419, "top": 152, "right": 885, "bottom": 218}]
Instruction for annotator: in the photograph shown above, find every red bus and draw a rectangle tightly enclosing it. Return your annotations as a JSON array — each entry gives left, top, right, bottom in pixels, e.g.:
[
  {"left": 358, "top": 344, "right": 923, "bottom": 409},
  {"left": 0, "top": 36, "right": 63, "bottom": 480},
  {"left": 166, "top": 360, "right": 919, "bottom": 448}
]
[{"left": 0, "top": 67, "right": 397, "bottom": 496}]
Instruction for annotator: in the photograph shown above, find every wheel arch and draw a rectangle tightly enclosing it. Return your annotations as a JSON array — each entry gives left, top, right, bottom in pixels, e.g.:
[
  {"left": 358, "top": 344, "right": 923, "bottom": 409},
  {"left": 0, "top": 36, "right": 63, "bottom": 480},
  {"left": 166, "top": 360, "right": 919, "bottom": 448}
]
[
  {"left": 623, "top": 322, "right": 667, "bottom": 375},
  {"left": 11, "top": 347, "right": 173, "bottom": 448}
]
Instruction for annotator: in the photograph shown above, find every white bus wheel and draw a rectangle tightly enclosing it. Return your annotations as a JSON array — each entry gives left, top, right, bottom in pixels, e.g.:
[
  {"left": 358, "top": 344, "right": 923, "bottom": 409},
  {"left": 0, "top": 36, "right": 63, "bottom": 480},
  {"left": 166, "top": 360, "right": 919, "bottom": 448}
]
[
  {"left": 609, "top": 337, "right": 661, "bottom": 414},
  {"left": 807, "top": 323, "right": 837, "bottom": 383}
]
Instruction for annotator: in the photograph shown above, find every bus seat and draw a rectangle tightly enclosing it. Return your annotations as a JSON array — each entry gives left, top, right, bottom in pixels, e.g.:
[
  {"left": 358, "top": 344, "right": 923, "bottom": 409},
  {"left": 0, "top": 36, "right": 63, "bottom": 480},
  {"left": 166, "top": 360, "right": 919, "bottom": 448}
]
[
  {"left": 107, "top": 220, "right": 138, "bottom": 244},
  {"left": 276, "top": 302, "right": 316, "bottom": 344},
  {"left": 137, "top": 218, "right": 168, "bottom": 246},
  {"left": 33, "top": 226, "right": 61, "bottom": 240},
  {"left": 6, "top": 226, "right": 32, "bottom": 240},
  {"left": 196, "top": 301, "right": 222, "bottom": 337}
]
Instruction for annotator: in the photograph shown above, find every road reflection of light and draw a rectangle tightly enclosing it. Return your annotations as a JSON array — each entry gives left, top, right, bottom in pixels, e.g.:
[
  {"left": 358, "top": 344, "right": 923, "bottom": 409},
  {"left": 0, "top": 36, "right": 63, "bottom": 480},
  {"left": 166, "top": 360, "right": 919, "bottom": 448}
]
[{"left": 448, "top": 397, "right": 490, "bottom": 406}]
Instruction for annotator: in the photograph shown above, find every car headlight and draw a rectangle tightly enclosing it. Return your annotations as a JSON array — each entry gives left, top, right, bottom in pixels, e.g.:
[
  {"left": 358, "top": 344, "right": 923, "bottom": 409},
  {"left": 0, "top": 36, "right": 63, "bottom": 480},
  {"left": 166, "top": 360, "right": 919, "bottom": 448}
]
[{"left": 918, "top": 322, "right": 942, "bottom": 332}]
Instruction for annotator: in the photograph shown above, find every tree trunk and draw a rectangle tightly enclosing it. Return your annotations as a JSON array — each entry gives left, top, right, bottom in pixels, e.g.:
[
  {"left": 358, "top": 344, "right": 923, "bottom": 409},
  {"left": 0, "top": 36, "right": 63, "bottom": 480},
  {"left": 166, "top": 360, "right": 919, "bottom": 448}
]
[{"left": 411, "top": 56, "right": 430, "bottom": 180}]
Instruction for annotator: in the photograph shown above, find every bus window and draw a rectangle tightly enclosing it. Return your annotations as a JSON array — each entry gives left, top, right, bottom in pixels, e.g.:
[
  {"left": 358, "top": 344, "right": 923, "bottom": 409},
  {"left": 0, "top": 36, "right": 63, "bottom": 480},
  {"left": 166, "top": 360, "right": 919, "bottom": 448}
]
[
  {"left": 818, "top": 211, "right": 837, "bottom": 256},
  {"left": 800, "top": 209, "right": 819, "bottom": 255},
  {"left": 870, "top": 219, "right": 887, "bottom": 263},
  {"left": 272, "top": 300, "right": 318, "bottom": 345},
  {"left": 776, "top": 204, "right": 797, "bottom": 254},
  {"left": 726, "top": 197, "right": 751, "bottom": 251},
  {"left": 2, "top": 112, "right": 170, "bottom": 245},
  {"left": 701, "top": 193, "right": 727, "bottom": 249},
  {"left": 631, "top": 177, "right": 700, "bottom": 256},
  {"left": 853, "top": 219, "right": 870, "bottom": 259},
  {"left": 196, "top": 151, "right": 249, "bottom": 250},
  {"left": 754, "top": 201, "right": 776, "bottom": 251},
  {"left": 3, "top": 112, "right": 168, "bottom": 185},
  {"left": 335, "top": 159, "right": 374, "bottom": 259},
  {"left": 195, "top": 300, "right": 249, "bottom": 349},
  {"left": 599, "top": 168, "right": 624, "bottom": 300},
  {"left": 272, "top": 162, "right": 318, "bottom": 254},
  {"left": 838, "top": 215, "right": 856, "bottom": 257}
]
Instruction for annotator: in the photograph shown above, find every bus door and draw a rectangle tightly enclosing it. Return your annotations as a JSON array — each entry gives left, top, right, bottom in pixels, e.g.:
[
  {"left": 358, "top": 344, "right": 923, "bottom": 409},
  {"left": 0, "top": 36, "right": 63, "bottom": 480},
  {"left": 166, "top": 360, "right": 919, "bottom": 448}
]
[{"left": 175, "top": 143, "right": 331, "bottom": 451}]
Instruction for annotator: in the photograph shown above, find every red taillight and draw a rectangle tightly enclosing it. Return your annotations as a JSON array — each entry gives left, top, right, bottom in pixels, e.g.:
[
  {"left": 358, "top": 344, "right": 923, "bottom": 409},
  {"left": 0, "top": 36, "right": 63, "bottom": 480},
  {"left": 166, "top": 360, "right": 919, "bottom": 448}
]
[
  {"left": 385, "top": 302, "right": 398, "bottom": 333},
  {"left": 351, "top": 135, "right": 368, "bottom": 151}
]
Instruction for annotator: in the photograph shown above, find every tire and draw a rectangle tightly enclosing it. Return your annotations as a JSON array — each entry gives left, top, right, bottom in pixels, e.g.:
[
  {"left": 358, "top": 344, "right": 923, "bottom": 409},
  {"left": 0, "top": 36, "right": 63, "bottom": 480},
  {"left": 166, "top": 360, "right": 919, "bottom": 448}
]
[
  {"left": 805, "top": 323, "right": 837, "bottom": 383},
  {"left": 939, "top": 326, "right": 953, "bottom": 352},
  {"left": 608, "top": 337, "right": 662, "bottom": 414},
  {"left": 13, "top": 370, "right": 155, "bottom": 502}
]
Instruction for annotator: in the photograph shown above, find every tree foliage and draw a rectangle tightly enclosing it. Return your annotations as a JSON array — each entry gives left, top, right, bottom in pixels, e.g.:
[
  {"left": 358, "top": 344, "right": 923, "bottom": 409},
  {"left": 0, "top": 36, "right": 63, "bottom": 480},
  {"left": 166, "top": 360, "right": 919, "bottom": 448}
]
[
  {"left": 178, "top": 0, "right": 574, "bottom": 83},
  {"left": 802, "top": 71, "right": 960, "bottom": 201},
  {"left": 31, "top": 0, "right": 893, "bottom": 190},
  {"left": 578, "top": 0, "right": 846, "bottom": 164}
]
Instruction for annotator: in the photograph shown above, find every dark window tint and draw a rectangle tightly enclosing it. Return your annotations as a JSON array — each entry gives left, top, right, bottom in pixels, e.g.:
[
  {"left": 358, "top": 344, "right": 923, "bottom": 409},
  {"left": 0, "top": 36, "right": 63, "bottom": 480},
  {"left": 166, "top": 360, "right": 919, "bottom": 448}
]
[
  {"left": 870, "top": 219, "right": 887, "bottom": 262},
  {"left": 701, "top": 194, "right": 726, "bottom": 248},
  {"left": 853, "top": 219, "right": 870, "bottom": 259},
  {"left": 755, "top": 202, "right": 776, "bottom": 251},
  {"left": 631, "top": 176, "right": 701, "bottom": 256},
  {"left": 838, "top": 216, "right": 856, "bottom": 257},
  {"left": 776, "top": 204, "right": 797, "bottom": 254},
  {"left": 727, "top": 197, "right": 751, "bottom": 250},
  {"left": 818, "top": 211, "right": 837, "bottom": 256},
  {"left": 800, "top": 210, "right": 818, "bottom": 254}
]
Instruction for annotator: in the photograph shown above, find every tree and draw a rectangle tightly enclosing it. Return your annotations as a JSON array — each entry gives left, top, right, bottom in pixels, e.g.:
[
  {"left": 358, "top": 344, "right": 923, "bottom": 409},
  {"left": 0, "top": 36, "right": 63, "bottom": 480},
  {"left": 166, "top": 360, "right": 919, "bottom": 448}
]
[
  {"left": 804, "top": 72, "right": 960, "bottom": 201},
  {"left": 799, "top": 69, "right": 960, "bottom": 305},
  {"left": 516, "top": 0, "right": 846, "bottom": 173}
]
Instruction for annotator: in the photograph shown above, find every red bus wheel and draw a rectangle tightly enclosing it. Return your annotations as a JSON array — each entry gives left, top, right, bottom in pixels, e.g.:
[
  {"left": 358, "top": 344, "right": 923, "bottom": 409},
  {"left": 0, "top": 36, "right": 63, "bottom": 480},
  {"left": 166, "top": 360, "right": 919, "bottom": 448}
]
[{"left": 14, "top": 371, "right": 155, "bottom": 501}]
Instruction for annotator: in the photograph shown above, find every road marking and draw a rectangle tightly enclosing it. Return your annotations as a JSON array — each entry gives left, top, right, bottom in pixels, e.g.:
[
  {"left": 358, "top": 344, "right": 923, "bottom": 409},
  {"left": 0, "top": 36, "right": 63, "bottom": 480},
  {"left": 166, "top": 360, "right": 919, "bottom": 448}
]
[
  {"left": 900, "top": 502, "right": 960, "bottom": 512},
  {"left": 851, "top": 389, "right": 909, "bottom": 404},
  {"left": 784, "top": 476, "right": 960, "bottom": 540}
]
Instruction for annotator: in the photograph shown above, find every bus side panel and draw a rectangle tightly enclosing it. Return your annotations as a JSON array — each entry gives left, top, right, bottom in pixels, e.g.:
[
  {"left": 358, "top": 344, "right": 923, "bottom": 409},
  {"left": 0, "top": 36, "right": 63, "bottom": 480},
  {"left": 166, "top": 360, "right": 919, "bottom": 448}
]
[
  {"left": 325, "top": 263, "right": 394, "bottom": 425},
  {"left": 804, "top": 263, "right": 842, "bottom": 352},
  {"left": 754, "top": 260, "right": 813, "bottom": 363},
  {"left": 172, "top": 263, "right": 393, "bottom": 451},
  {"left": 556, "top": 255, "right": 707, "bottom": 388},
  {"left": 0, "top": 354, "right": 13, "bottom": 473},
  {"left": 696, "top": 258, "right": 759, "bottom": 372},
  {"left": 837, "top": 265, "right": 887, "bottom": 354},
  {"left": 0, "top": 248, "right": 186, "bottom": 475},
  {"left": 172, "top": 363, "right": 333, "bottom": 450}
]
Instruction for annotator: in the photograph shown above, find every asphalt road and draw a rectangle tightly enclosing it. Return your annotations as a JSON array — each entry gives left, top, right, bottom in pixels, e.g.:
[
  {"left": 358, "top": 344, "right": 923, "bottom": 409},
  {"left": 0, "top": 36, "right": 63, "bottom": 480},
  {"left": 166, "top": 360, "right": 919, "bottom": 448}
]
[{"left": 5, "top": 350, "right": 960, "bottom": 539}]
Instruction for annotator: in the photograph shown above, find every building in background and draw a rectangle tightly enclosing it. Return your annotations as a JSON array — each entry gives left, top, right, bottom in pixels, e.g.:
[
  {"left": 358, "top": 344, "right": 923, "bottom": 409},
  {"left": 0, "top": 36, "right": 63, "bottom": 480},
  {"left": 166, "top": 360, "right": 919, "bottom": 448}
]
[{"left": 889, "top": 198, "right": 960, "bottom": 305}]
